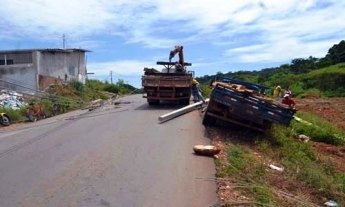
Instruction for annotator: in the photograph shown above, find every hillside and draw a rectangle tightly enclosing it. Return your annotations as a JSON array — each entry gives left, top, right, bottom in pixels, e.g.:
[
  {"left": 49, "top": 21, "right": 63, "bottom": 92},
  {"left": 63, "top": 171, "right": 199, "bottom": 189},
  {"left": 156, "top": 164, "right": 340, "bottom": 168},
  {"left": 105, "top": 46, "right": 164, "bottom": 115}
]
[
  {"left": 197, "top": 63, "right": 345, "bottom": 98},
  {"left": 197, "top": 40, "right": 345, "bottom": 98}
]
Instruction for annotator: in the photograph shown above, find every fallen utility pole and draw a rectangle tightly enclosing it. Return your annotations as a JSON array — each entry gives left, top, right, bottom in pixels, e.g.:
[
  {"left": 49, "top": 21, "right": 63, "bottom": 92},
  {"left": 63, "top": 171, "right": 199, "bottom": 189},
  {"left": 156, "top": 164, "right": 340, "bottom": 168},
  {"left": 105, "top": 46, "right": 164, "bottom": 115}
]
[
  {"left": 158, "top": 99, "right": 209, "bottom": 123},
  {"left": 293, "top": 115, "right": 312, "bottom": 126}
]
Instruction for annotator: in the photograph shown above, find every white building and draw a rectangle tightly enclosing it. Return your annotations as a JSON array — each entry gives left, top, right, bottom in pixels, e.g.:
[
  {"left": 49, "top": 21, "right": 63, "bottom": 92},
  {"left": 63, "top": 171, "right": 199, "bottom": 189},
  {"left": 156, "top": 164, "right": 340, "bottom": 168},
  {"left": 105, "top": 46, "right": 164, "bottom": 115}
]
[{"left": 0, "top": 48, "right": 89, "bottom": 92}]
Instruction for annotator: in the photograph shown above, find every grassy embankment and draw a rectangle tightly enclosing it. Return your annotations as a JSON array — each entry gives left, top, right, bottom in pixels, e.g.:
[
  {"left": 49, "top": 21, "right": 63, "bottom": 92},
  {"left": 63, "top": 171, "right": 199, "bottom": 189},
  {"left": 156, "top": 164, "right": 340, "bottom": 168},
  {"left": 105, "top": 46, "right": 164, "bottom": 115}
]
[
  {"left": 200, "top": 64, "right": 345, "bottom": 206},
  {"left": 0, "top": 79, "right": 136, "bottom": 123},
  {"left": 215, "top": 111, "right": 345, "bottom": 206}
]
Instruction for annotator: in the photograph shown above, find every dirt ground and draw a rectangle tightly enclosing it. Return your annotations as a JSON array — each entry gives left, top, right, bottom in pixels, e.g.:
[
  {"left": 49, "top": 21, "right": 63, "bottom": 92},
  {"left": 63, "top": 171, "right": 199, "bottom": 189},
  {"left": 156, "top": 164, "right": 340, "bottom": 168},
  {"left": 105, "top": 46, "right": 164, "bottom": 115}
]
[
  {"left": 210, "top": 97, "right": 345, "bottom": 206},
  {"left": 296, "top": 98, "right": 345, "bottom": 173},
  {"left": 295, "top": 97, "right": 345, "bottom": 131}
]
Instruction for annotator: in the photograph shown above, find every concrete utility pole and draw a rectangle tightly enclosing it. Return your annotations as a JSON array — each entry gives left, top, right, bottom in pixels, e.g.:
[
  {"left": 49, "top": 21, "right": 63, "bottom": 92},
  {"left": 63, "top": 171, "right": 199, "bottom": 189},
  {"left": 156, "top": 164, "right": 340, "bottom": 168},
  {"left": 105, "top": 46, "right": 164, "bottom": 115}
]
[
  {"left": 110, "top": 71, "right": 113, "bottom": 84},
  {"left": 62, "top": 34, "right": 66, "bottom": 49}
]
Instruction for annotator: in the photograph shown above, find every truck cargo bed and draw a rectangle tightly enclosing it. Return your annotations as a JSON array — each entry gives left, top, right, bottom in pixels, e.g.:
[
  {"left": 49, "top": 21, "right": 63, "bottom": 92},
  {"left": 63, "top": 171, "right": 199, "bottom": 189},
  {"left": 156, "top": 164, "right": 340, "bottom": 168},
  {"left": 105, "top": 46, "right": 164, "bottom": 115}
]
[{"left": 203, "top": 82, "right": 296, "bottom": 131}]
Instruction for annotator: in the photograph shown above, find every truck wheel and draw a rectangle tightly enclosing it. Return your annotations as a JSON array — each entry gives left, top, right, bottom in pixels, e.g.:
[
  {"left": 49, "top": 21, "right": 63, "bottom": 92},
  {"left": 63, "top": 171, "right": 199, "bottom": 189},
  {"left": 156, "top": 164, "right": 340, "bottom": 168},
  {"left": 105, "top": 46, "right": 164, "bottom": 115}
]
[
  {"left": 202, "top": 114, "right": 216, "bottom": 126},
  {"left": 148, "top": 99, "right": 159, "bottom": 105}
]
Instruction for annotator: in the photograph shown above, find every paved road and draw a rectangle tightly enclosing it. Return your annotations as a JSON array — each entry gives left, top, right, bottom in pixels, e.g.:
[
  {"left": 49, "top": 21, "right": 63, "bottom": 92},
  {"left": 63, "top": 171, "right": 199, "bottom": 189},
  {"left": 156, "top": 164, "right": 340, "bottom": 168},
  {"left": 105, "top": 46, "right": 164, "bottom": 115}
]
[{"left": 0, "top": 95, "right": 218, "bottom": 207}]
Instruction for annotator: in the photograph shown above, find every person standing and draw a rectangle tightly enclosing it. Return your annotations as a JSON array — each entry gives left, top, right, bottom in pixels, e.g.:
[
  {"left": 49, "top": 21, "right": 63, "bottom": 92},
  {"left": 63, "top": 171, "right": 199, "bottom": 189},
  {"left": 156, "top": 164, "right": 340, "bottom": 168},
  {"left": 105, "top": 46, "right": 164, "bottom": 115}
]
[
  {"left": 273, "top": 83, "right": 282, "bottom": 101},
  {"left": 192, "top": 79, "right": 205, "bottom": 103},
  {"left": 284, "top": 86, "right": 292, "bottom": 97},
  {"left": 282, "top": 94, "right": 296, "bottom": 108}
]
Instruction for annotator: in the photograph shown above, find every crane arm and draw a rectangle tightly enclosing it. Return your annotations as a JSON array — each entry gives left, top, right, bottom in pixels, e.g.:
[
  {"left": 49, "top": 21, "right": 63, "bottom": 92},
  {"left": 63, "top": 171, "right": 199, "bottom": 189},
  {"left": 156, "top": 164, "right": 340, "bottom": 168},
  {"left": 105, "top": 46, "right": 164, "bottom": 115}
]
[{"left": 169, "top": 45, "right": 184, "bottom": 67}]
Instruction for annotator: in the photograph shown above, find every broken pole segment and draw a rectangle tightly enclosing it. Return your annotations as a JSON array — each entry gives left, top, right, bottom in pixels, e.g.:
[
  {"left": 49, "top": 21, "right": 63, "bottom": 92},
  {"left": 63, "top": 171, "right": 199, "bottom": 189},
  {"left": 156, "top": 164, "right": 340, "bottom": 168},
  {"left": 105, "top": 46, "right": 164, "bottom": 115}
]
[{"left": 158, "top": 99, "right": 209, "bottom": 123}]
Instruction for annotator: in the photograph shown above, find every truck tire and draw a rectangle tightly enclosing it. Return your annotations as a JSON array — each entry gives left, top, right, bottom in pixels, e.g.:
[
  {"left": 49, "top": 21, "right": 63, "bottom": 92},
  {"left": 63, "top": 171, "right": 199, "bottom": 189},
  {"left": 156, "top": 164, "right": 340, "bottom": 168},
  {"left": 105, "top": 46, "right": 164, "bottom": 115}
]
[
  {"left": 148, "top": 99, "right": 160, "bottom": 105},
  {"left": 202, "top": 113, "right": 216, "bottom": 126}
]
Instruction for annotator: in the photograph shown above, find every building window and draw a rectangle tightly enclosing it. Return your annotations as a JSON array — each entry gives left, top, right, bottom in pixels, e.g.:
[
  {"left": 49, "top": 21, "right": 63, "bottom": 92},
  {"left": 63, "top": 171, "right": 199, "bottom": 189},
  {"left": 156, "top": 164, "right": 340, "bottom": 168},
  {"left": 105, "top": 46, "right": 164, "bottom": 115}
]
[
  {"left": 68, "top": 66, "right": 75, "bottom": 76},
  {"left": 6, "top": 59, "right": 14, "bottom": 65},
  {"left": 0, "top": 53, "right": 33, "bottom": 65}
]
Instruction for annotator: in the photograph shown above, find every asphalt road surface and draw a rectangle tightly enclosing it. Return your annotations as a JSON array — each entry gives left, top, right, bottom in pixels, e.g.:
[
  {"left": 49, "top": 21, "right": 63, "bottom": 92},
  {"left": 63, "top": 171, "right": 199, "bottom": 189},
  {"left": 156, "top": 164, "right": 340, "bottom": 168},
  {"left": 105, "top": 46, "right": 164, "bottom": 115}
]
[{"left": 0, "top": 95, "right": 218, "bottom": 207}]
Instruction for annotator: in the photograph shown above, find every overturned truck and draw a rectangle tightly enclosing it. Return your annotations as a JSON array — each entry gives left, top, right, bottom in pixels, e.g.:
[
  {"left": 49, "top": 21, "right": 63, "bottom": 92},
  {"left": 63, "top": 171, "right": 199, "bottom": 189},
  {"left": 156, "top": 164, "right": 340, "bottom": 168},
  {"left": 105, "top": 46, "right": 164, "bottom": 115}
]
[{"left": 203, "top": 78, "right": 296, "bottom": 131}]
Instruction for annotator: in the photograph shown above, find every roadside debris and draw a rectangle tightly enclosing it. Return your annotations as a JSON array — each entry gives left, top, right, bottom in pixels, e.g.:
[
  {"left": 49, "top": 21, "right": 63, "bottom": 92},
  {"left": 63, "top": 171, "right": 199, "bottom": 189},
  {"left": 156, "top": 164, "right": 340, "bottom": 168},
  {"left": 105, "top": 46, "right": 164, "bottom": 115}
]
[
  {"left": 269, "top": 164, "right": 284, "bottom": 172},
  {"left": 158, "top": 99, "right": 209, "bottom": 123},
  {"left": 0, "top": 90, "right": 25, "bottom": 110},
  {"left": 324, "top": 200, "right": 338, "bottom": 207},
  {"left": 193, "top": 145, "right": 220, "bottom": 157},
  {"left": 114, "top": 101, "right": 131, "bottom": 105},
  {"left": 297, "top": 134, "right": 310, "bottom": 142},
  {"left": 293, "top": 115, "right": 313, "bottom": 126},
  {"left": 88, "top": 99, "right": 104, "bottom": 111}
]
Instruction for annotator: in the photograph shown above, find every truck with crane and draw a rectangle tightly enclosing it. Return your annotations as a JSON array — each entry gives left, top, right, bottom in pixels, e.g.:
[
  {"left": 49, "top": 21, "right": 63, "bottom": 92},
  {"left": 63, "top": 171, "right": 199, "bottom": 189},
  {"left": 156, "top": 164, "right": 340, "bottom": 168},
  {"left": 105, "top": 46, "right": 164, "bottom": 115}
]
[{"left": 141, "top": 46, "right": 194, "bottom": 105}]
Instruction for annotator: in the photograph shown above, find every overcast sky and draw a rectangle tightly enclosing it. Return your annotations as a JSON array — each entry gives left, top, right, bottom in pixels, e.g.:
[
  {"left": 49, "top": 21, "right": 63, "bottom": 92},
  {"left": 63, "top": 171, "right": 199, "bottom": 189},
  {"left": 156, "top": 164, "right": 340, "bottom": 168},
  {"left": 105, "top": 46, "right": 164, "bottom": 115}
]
[{"left": 1, "top": 0, "right": 344, "bottom": 87}]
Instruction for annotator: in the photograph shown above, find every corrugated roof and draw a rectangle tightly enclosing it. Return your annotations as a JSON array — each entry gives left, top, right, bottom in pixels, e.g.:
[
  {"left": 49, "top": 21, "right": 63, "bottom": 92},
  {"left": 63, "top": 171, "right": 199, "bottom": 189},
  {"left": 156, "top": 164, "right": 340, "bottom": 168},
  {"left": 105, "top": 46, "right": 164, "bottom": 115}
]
[{"left": 0, "top": 48, "right": 91, "bottom": 54}]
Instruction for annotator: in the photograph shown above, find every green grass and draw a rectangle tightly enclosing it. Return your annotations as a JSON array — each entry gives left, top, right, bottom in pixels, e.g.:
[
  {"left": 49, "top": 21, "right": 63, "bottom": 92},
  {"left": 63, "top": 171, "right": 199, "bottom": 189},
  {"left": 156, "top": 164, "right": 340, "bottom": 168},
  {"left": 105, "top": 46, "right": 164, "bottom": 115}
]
[
  {"left": 218, "top": 144, "right": 277, "bottom": 206},
  {"left": 292, "top": 111, "right": 345, "bottom": 145},
  {"left": 0, "top": 107, "right": 27, "bottom": 122},
  {"left": 302, "top": 63, "right": 345, "bottom": 97},
  {"left": 307, "top": 63, "right": 345, "bottom": 77},
  {"left": 217, "top": 118, "right": 345, "bottom": 206},
  {"left": 263, "top": 125, "right": 345, "bottom": 205}
]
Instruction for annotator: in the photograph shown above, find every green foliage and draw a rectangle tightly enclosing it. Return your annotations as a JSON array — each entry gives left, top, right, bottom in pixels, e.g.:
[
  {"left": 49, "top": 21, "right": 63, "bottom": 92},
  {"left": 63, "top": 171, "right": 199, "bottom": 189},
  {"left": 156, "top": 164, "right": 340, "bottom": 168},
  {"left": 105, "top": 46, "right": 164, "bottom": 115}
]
[
  {"left": 298, "top": 88, "right": 322, "bottom": 98},
  {"left": 290, "top": 56, "right": 317, "bottom": 74},
  {"left": 103, "top": 84, "right": 120, "bottom": 94},
  {"left": 292, "top": 111, "right": 345, "bottom": 145},
  {"left": 219, "top": 122, "right": 345, "bottom": 206},
  {"left": 227, "top": 146, "right": 249, "bottom": 172},
  {"left": 196, "top": 40, "right": 345, "bottom": 97},
  {"left": 223, "top": 145, "right": 276, "bottom": 205},
  {"left": 69, "top": 80, "right": 84, "bottom": 95},
  {"left": 199, "top": 84, "right": 212, "bottom": 98},
  {"left": 250, "top": 185, "right": 276, "bottom": 205},
  {"left": 326, "top": 40, "right": 345, "bottom": 64},
  {"left": 85, "top": 79, "right": 105, "bottom": 91},
  {"left": 259, "top": 125, "right": 345, "bottom": 204},
  {"left": 0, "top": 107, "right": 27, "bottom": 122},
  {"left": 101, "top": 79, "right": 135, "bottom": 95}
]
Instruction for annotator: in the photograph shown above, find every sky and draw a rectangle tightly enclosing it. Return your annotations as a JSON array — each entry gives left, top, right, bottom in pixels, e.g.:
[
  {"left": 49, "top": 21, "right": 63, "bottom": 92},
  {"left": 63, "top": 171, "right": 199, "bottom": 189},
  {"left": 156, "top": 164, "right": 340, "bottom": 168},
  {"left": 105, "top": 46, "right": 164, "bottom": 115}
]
[{"left": 1, "top": 0, "right": 345, "bottom": 88}]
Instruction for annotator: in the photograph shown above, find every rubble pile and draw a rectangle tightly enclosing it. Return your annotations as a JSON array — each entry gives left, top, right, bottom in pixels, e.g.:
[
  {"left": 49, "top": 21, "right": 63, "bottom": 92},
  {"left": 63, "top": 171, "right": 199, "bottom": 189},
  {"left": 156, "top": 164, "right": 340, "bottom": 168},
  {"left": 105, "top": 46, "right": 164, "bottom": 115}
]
[{"left": 0, "top": 90, "right": 26, "bottom": 110}]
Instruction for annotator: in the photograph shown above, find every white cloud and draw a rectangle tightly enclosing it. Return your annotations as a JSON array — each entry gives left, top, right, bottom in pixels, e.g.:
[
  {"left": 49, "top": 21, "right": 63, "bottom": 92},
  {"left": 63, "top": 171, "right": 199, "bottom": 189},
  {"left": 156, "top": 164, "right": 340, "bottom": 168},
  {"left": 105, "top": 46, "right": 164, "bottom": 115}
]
[
  {"left": 88, "top": 60, "right": 156, "bottom": 76},
  {"left": 1, "top": 0, "right": 345, "bottom": 68}
]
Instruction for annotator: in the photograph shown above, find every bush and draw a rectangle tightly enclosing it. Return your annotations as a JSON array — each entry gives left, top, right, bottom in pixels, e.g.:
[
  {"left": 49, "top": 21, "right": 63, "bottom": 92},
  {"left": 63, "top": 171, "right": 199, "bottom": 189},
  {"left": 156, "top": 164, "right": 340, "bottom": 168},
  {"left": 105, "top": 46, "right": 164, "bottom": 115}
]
[
  {"left": 103, "top": 84, "right": 120, "bottom": 94},
  {"left": 69, "top": 80, "right": 84, "bottom": 95},
  {"left": 200, "top": 84, "right": 213, "bottom": 98},
  {"left": 0, "top": 107, "right": 27, "bottom": 122}
]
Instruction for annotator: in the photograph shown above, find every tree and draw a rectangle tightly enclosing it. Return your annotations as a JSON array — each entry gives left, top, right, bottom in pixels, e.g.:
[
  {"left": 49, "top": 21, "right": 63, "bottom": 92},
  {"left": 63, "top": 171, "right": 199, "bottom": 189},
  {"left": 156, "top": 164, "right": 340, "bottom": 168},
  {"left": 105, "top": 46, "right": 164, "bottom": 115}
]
[
  {"left": 326, "top": 40, "right": 345, "bottom": 64},
  {"left": 290, "top": 57, "right": 317, "bottom": 73}
]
